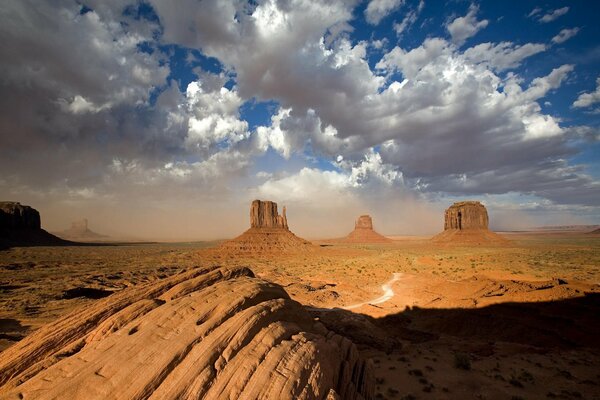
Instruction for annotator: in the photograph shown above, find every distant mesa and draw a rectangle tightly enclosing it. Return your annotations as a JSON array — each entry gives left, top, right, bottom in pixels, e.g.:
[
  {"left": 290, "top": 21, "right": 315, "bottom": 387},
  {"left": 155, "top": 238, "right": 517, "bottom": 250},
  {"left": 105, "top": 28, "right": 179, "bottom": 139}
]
[
  {"left": 219, "top": 200, "right": 313, "bottom": 253},
  {"left": 55, "top": 218, "right": 108, "bottom": 241},
  {"left": 0, "top": 202, "right": 71, "bottom": 248},
  {"left": 0, "top": 265, "right": 373, "bottom": 399},
  {"left": 588, "top": 227, "right": 600, "bottom": 234},
  {"left": 340, "top": 215, "right": 392, "bottom": 243},
  {"left": 432, "top": 201, "right": 507, "bottom": 244}
]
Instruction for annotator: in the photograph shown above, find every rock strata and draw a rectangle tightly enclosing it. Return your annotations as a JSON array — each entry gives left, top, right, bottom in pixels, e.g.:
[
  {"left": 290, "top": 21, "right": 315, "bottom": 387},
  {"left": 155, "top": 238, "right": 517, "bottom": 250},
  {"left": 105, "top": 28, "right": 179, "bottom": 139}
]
[
  {"left": 0, "top": 266, "right": 373, "bottom": 400},
  {"left": 220, "top": 200, "right": 313, "bottom": 253},
  {"left": 341, "top": 215, "right": 391, "bottom": 243}
]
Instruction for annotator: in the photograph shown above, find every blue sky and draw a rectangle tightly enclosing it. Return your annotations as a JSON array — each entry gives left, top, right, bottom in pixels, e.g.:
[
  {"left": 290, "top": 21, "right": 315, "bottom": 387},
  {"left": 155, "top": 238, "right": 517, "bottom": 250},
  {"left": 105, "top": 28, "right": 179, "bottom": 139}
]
[{"left": 0, "top": 0, "right": 599, "bottom": 239}]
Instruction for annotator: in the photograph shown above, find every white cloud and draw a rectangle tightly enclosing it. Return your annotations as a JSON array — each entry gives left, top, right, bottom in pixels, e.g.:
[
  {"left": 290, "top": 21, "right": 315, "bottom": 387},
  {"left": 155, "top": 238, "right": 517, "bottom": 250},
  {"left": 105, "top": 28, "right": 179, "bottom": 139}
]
[
  {"left": 573, "top": 77, "right": 600, "bottom": 109},
  {"left": 552, "top": 27, "right": 580, "bottom": 44},
  {"left": 463, "top": 41, "right": 546, "bottom": 71},
  {"left": 365, "top": 0, "right": 404, "bottom": 25},
  {"left": 393, "top": 0, "right": 424, "bottom": 36},
  {"left": 446, "top": 4, "right": 489, "bottom": 46},
  {"left": 539, "top": 6, "right": 569, "bottom": 23},
  {"left": 527, "top": 7, "right": 542, "bottom": 18}
]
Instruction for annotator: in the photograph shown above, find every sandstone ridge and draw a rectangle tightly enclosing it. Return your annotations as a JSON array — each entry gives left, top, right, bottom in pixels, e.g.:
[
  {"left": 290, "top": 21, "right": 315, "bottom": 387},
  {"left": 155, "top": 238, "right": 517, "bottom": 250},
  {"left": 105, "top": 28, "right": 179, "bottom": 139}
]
[
  {"left": 0, "top": 202, "right": 71, "bottom": 248},
  {"left": 0, "top": 265, "right": 373, "bottom": 400},
  {"left": 341, "top": 215, "right": 392, "bottom": 243},
  {"left": 220, "top": 200, "right": 313, "bottom": 252},
  {"left": 432, "top": 201, "right": 507, "bottom": 244}
]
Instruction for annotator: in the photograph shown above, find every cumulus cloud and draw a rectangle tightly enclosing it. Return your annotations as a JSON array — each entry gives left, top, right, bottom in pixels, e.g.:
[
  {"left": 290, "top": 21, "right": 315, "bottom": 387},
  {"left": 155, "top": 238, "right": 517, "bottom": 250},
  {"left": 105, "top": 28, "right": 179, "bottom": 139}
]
[
  {"left": 573, "top": 77, "right": 600, "bottom": 109},
  {"left": 365, "top": 0, "right": 404, "bottom": 25},
  {"left": 446, "top": 4, "right": 489, "bottom": 46},
  {"left": 552, "top": 27, "right": 580, "bottom": 44},
  {"left": 463, "top": 41, "right": 547, "bottom": 71}
]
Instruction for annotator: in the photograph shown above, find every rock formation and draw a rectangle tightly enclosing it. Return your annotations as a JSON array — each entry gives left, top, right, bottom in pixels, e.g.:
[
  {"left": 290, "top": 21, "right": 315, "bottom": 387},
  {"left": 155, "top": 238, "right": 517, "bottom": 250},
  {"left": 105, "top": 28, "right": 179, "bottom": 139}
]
[
  {"left": 0, "top": 202, "right": 70, "bottom": 248},
  {"left": 56, "top": 218, "right": 108, "bottom": 241},
  {"left": 443, "top": 201, "right": 489, "bottom": 230},
  {"left": 341, "top": 215, "right": 392, "bottom": 243},
  {"left": 0, "top": 266, "right": 373, "bottom": 400},
  {"left": 220, "top": 200, "right": 313, "bottom": 252},
  {"left": 432, "top": 201, "right": 506, "bottom": 244}
]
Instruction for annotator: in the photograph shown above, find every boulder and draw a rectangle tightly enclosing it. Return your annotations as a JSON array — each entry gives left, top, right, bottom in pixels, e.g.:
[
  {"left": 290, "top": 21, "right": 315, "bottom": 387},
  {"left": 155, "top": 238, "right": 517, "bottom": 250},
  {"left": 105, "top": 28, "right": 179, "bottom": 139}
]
[{"left": 0, "top": 266, "right": 373, "bottom": 400}]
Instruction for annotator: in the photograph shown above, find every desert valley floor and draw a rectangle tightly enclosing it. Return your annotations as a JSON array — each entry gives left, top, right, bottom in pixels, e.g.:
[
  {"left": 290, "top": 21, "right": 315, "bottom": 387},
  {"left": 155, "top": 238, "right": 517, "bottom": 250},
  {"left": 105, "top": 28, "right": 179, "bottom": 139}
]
[{"left": 1, "top": 232, "right": 599, "bottom": 399}]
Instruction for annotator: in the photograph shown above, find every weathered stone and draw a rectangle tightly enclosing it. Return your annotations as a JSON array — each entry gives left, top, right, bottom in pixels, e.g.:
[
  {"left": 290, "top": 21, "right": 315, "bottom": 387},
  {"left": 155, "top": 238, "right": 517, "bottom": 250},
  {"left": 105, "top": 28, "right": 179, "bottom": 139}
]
[
  {"left": 443, "top": 201, "right": 489, "bottom": 230},
  {"left": 355, "top": 215, "right": 373, "bottom": 230},
  {"left": 0, "top": 266, "right": 373, "bottom": 400},
  {"left": 250, "top": 200, "right": 288, "bottom": 229},
  {"left": 0, "top": 202, "right": 40, "bottom": 230}
]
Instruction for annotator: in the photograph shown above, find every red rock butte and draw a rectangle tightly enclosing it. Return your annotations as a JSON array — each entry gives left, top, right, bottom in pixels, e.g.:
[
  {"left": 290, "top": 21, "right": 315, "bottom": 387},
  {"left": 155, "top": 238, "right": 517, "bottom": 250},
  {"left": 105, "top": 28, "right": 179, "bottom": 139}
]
[
  {"left": 341, "top": 215, "right": 392, "bottom": 243},
  {"left": 432, "top": 201, "right": 507, "bottom": 244},
  {"left": 219, "top": 200, "right": 313, "bottom": 252}
]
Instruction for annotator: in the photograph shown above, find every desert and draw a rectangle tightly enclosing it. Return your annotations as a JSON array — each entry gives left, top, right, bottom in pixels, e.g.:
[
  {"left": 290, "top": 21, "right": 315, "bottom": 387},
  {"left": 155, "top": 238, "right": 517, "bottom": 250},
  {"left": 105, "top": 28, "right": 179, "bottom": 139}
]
[
  {"left": 1, "top": 1, "right": 600, "bottom": 399},
  {"left": 1, "top": 200, "right": 599, "bottom": 399}
]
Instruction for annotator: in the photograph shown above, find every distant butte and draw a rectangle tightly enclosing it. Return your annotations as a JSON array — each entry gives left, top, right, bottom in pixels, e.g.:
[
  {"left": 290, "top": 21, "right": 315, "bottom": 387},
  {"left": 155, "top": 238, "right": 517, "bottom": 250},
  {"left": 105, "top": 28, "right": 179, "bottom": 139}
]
[
  {"left": 55, "top": 218, "right": 108, "bottom": 241},
  {"left": 341, "top": 215, "right": 392, "bottom": 243},
  {"left": 219, "top": 200, "right": 313, "bottom": 253},
  {"left": 0, "top": 201, "right": 71, "bottom": 248},
  {"left": 432, "top": 201, "right": 507, "bottom": 244}
]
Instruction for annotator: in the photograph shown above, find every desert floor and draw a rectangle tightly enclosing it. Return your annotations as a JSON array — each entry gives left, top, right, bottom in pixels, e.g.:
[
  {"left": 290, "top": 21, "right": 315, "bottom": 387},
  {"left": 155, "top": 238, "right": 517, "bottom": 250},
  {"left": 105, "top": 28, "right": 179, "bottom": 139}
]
[{"left": 1, "top": 232, "right": 599, "bottom": 399}]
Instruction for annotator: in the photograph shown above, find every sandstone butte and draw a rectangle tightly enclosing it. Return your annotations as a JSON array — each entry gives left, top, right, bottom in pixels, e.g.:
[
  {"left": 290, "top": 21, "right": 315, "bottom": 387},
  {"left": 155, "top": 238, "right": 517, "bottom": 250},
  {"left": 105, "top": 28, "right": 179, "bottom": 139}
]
[
  {"left": 0, "top": 202, "right": 70, "bottom": 248},
  {"left": 341, "top": 215, "right": 392, "bottom": 243},
  {"left": 431, "top": 201, "right": 507, "bottom": 244},
  {"left": 219, "top": 200, "right": 314, "bottom": 252},
  {"left": 0, "top": 265, "right": 373, "bottom": 400},
  {"left": 56, "top": 218, "right": 107, "bottom": 241}
]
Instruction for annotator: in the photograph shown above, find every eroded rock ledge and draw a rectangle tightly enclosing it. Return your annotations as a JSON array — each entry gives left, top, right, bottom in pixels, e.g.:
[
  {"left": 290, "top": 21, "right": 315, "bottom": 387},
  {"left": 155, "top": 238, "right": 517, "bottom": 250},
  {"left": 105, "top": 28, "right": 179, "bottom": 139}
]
[{"left": 0, "top": 266, "right": 373, "bottom": 400}]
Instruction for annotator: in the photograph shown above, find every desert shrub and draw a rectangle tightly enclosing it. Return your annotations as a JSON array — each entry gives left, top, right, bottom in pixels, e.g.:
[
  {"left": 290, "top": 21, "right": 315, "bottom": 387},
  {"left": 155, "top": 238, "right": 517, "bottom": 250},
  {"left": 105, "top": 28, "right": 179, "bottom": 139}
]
[{"left": 454, "top": 352, "right": 471, "bottom": 370}]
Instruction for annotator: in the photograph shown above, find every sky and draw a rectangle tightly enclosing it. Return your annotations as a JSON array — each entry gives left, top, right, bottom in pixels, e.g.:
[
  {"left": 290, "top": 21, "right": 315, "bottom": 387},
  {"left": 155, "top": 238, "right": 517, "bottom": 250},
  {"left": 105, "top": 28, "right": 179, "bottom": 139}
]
[{"left": 0, "top": 0, "right": 599, "bottom": 240}]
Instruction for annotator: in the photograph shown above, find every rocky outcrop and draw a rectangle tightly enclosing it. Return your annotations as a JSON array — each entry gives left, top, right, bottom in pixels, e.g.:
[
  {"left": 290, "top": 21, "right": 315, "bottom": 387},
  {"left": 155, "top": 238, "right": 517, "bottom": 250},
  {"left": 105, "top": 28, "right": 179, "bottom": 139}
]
[
  {"left": 0, "top": 266, "right": 373, "bottom": 400},
  {"left": 340, "top": 215, "right": 392, "bottom": 244},
  {"left": 443, "top": 201, "right": 489, "bottom": 230},
  {"left": 56, "top": 219, "right": 108, "bottom": 241},
  {"left": 250, "top": 200, "right": 288, "bottom": 230},
  {"left": 0, "top": 202, "right": 40, "bottom": 230},
  {"left": 0, "top": 202, "right": 70, "bottom": 248},
  {"left": 432, "top": 201, "right": 506, "bottom": 244},
  {"left": 220, "top": 200, "right": 313, "bottom": 253}
]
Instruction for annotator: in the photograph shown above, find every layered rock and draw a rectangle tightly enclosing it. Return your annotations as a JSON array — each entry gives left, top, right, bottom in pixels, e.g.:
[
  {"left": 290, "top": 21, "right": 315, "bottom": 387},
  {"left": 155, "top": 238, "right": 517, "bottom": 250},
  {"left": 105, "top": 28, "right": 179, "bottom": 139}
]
[
  {"left": 340, "top": 215, "right": 392, "bottom": 243},
  {"left": 443, "top": 201, "right": 489, "bottom": 230},
  {"left": 432, "top": 201, "right": 506, "bottom": 244},
  {"left": 220, "top": 200, "right": 313, "bottom": 253},
  {"left": 250, "top": 200, "right": 288, "bottom": 229},
  {"left": 56, "top": 219, "right": 108, "bottom": 241},
  {"left": 0, "top": 202, "right": 69, "bottom": 248},
  {"left": 0, "top": 266, "right": 373, "bottom": 400}
]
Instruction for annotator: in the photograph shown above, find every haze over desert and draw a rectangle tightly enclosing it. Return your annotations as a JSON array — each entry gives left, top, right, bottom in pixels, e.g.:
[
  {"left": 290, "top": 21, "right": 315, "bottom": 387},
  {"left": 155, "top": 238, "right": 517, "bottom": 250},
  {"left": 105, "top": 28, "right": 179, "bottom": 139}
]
[{"left": 1, "top": 1, "right": 600, "bottom": 399}]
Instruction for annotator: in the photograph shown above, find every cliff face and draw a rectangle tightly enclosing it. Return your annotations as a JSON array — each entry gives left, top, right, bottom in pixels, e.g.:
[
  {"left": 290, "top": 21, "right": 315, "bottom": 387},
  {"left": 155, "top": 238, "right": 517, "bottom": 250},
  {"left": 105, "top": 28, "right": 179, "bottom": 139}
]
[
  {"left": 250, "top": 200, "right": 288, "bottom": 230},
  {"left": 0, "top": 266, "right": 373, "bottom": 400},
  {"left": 355, "top": 215, "right": 373, "bottom": 230},
  {"left": 443, "top": 201, "right": 489, "bottom": 230},
  {"left": 0, "top": 202, "right": 41, "bottom": 230}
]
